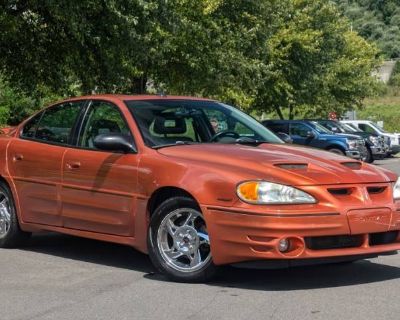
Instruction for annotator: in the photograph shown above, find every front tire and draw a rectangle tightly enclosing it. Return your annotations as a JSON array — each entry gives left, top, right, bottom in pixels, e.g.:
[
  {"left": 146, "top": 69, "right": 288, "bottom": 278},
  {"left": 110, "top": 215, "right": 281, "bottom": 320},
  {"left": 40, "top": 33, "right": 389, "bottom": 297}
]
[
  {"left": 365, "top": 148, "right": 374, "bottom": 163},
  {"left": 147, "top": 197, "right": 217, "bottom": 282},
  {"left": 0, "top": 181, "right": 31, "bottom": 248}
]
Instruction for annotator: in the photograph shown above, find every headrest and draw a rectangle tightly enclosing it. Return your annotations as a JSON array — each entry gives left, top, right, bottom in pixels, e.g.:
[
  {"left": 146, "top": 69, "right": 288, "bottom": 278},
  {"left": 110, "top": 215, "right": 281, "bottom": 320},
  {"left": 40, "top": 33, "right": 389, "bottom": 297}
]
[
  {"left": 153, "top": 113, "right": 187, "bottom": 134},
  {"left": 90, "top": 119, "right": 120, "bottom": 134}
]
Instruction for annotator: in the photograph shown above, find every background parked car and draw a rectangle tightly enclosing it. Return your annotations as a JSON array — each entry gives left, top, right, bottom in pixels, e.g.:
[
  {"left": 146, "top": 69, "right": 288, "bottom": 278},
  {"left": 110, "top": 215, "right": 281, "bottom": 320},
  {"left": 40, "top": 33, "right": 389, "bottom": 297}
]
[
  {"left": 262, "top": 120, "right": 368, "bottom": 161},
  {"left": 311, "top": 119, "right": 387, "bottom": 163},
  {"left": 342, "top": 120, "right": 400, "bottom": 156}
]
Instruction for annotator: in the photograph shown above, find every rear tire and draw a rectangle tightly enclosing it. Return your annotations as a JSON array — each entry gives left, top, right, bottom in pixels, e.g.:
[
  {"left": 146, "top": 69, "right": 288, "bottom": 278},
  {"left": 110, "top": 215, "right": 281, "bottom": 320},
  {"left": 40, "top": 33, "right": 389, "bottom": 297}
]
[
  {"left": 147, "top": 196, "right": 217, "bottom": 282},
  {"left": 0, "top": 181, "right": 31, "bottom": 248}
]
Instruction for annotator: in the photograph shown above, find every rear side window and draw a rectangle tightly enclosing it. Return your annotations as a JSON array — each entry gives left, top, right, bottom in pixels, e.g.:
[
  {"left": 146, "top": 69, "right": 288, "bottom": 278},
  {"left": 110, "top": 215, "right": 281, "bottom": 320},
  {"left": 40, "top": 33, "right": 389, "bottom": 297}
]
[
  {"left": 21, "top": 101, "right": 84, "bottom": 145},
  {"left": 265, "top": 122, "right": 288, "bottom": 134},
  {"left": 21, "top": 112, "right": 43, "bottom": 138}
]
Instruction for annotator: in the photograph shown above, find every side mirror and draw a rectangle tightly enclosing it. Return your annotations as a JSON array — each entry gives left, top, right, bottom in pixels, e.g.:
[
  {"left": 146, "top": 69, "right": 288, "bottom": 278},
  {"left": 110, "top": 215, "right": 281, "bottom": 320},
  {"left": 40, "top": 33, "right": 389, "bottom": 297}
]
[
  {"left": 306, "top": 131, "right": 316, "bottom": 138},
  {"left": 93, "top": 133, "right": 137, "bottom": 153},
  {"left": 331, "top": 127, "right": 338, "bottom": 133},
  {"left": 276, "top": 132, "right": 293, "bottom": 144}
]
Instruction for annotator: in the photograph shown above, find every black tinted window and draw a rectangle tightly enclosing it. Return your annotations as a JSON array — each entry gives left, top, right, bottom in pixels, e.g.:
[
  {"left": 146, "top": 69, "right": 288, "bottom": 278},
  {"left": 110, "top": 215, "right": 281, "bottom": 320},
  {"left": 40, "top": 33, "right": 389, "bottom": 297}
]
[
  {"left": 21, "top": 112, "right": 43, "bottom": 138},
  {"left": 290, "top": 123, "right": 312, "bottom": 137},
  {"left": 79, "top": 101, "right": 131, "bottom": 149},
  {"left": 22, "top": 101, "right": 84, "bottom": 144},
  {"left": 265, "top": 122, "right": 288, "bottom": 134}
]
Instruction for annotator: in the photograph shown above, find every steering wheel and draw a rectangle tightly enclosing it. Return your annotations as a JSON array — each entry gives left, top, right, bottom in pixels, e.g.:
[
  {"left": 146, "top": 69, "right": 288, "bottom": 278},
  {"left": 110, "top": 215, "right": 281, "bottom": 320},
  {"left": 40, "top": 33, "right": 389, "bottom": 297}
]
[{"left": 210, "top": 130, "right": 240, "bottom": 142}]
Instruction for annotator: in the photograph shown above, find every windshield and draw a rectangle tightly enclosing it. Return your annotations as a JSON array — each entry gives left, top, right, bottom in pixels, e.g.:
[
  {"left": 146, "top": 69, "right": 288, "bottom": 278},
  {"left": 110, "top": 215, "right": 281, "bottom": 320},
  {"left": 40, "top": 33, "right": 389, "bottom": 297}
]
[
  {"left": 341, "top": 123, "right": 357, "bottom": 132},
  {"left": 369, "top": 122, "right": 388, "bottom": 133},
  {"left": 126, "top": 99, "right": 282, "bottom": 147},
  {"left": 344, "top": 123, "right": 359, "bottom": 131},
  {"left": 310, "top": 121, "right": 333, "bottom": 134},
  {"left": 318, "top": 121, "right": 345, "bottom": 133}
]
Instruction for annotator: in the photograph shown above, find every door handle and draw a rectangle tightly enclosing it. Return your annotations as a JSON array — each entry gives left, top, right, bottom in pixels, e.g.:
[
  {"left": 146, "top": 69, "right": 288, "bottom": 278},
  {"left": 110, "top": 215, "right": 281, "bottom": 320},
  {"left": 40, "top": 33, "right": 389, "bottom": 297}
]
[
  {"left": 13, "top": 154, "right": 23, "bottom": 162},
  {"left": 66, "top": 161, "right": 81, "bottom": 170}
]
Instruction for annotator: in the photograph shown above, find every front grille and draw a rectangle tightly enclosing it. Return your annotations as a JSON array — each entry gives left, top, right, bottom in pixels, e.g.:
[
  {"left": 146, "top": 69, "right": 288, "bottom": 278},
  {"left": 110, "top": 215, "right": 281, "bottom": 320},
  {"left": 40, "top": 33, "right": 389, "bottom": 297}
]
[
  {"left": 369, "top": 231, "right": 398, "bottom": 246},
  {"left": 305, "top": 235, "right": 363, "bottom": 250}
]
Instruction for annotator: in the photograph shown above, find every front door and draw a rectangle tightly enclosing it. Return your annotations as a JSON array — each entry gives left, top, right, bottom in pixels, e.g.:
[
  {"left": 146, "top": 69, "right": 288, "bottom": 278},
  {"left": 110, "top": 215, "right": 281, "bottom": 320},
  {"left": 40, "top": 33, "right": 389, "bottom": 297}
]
[
  {"left": 289, "top": 122, "right": 316, "bottom": 146},
  {"left": 7, "top": 101, "right": 84, "bottom": 226},
  {"left": 61, "top": 100, "right": 139, "bottom": 236}
]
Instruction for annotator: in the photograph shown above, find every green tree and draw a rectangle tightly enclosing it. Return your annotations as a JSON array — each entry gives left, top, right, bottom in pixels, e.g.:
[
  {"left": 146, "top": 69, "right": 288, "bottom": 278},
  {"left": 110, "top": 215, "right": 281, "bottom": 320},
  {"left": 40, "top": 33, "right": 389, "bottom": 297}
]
[
  {"left": 335, "top": 0, "right": 400, "bottom": 58},
  {"left": 252, "top": 0, "right": 380, "bottom": 119}
]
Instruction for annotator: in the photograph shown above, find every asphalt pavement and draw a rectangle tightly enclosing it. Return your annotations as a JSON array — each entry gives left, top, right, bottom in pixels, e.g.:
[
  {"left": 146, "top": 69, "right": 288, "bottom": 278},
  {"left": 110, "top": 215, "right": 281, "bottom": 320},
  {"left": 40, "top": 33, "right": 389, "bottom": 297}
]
[{"left": 1, "top": 157, "right": 400, "bottom": 320}]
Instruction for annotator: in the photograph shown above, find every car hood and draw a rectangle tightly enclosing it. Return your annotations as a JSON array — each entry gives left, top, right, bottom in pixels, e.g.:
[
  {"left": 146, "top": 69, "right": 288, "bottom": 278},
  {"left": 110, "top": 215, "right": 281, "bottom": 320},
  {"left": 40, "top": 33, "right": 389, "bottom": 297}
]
[
  {"left": 157, "top": 143, "right": 397, "bottom": 186},
  {"left": 327, "top": 133, "right": 360, "bottom": 140}
]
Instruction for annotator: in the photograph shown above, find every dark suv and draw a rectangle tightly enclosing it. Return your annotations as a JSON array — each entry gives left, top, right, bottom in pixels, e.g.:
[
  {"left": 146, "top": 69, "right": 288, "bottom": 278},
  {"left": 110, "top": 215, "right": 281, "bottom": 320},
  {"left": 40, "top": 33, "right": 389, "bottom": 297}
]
[
  {"left": 313, "top": 119, "right": 387, "bottom": 163},
  {"left": 262, "top": 120, "right": 368, "bottom": 161}
]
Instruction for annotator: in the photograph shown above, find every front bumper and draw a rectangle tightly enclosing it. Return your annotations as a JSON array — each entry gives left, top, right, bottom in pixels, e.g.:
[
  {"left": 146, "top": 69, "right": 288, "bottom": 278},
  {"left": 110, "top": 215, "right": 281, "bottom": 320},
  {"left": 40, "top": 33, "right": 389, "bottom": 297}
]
[
  {"left": 370, "top": 145, "right": 386, "bottom": 156},
  {"left": 202, "top": 184, "right": 400, "bottom": 266},
  {"left": 345, "top": 150, "right": 361, "bottom": 159},
  {"left": 389, "top": 145, "right": 400, "bottom": 154}
]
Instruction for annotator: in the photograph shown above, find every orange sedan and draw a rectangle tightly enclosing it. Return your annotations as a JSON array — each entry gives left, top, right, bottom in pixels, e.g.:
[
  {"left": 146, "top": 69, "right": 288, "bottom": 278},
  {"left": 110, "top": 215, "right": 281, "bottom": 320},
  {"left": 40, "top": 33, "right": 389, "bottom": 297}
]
[{"left": 0, "top": 95, "right": 400, "bottom": 282}]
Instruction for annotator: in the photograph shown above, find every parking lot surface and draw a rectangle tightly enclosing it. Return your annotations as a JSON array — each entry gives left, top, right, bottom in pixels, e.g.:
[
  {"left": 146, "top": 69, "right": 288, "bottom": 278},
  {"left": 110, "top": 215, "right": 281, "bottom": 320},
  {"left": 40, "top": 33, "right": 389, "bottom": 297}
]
[{"left": 1, "top": 157, "right": 400, "bottom": 320}]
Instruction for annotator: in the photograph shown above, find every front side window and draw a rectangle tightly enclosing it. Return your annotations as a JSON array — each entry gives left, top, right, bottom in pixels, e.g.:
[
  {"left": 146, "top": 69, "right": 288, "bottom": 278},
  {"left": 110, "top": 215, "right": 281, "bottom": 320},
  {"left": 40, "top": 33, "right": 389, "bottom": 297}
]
[
  {"left": 21, "top": 101, "right": 83, "bottom": 144},
  {"left": 79, "top": 101, "right": 132, "bottom": 149},
  {"left": 127, "top": 100, "right": 282, "bottom": 147},
  {"left": 290, "top": 123, "right": 312, "bottom": 137}
]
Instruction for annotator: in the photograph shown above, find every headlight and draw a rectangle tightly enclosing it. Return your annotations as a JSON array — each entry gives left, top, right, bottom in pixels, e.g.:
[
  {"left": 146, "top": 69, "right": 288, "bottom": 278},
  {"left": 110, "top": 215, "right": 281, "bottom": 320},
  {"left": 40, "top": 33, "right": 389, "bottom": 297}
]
[
  {"left": 369, "top": 136, "right": 379, "bottom": 145},
  {"left": 347, "top": 139, "right": 358, "bottom": 149},
  {"left": 237, "top": 181, "right": 317, "bottom": 204},
  {"left": 393, "top": 177, "right": 400, "bottom": 200}
]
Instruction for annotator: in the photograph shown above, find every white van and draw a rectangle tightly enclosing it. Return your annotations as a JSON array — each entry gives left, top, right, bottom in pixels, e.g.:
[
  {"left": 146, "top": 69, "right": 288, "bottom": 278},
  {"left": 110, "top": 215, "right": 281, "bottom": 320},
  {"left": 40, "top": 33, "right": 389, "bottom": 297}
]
[{"left": 341, "top": 120, "right": 400, "bottom": 155}]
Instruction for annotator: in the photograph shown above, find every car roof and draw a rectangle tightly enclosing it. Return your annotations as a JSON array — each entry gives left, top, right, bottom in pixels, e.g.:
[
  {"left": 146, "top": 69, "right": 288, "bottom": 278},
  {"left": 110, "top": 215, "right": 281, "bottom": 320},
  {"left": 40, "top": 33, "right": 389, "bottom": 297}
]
[
  {"left": 263, "top": 119, "right": 313, "bottom": 123},
  {"left": 341, "top": 120, "right": 371, "bottom": 123},
  {"left": 66, "top": 94, "right": 215, "bottom": 103}
]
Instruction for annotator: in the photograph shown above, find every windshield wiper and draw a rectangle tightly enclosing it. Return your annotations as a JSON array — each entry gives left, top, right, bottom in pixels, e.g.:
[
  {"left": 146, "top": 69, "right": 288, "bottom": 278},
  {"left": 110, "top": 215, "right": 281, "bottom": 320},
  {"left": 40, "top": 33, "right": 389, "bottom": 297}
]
[
  {"left": 152, "top": 141, "right": 199, "bottom": 149},
  {"left": 234, "top": 137, "right": 268, "bottom": 146}
]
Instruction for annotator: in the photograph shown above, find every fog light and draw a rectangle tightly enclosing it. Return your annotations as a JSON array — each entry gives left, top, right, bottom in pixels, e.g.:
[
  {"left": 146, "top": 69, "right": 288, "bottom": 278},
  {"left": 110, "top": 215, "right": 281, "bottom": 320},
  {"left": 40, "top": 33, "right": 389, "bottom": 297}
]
[{"left": 278, "top": 238, "right": 290, "bottom": 252}]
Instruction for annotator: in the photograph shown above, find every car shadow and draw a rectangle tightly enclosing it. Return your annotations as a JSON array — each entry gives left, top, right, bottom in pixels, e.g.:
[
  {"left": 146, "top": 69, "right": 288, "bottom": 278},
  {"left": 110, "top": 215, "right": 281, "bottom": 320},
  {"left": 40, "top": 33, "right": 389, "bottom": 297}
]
[
  {"left": 20, "top": 232, "right": 155, "bottom": 274},
  {"left": 204, "top": 261, "right": 400, "bottom": 291},
  {"left": 20, "top": 233, "right": 400, "bottom": 291}
]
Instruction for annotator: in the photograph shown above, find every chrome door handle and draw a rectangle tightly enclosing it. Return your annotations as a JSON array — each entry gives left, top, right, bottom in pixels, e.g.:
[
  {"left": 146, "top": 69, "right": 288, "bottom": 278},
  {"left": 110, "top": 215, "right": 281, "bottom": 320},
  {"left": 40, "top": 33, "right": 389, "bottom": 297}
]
[{"left": 66, "top": 161, "right": 81, "bottom": 170}]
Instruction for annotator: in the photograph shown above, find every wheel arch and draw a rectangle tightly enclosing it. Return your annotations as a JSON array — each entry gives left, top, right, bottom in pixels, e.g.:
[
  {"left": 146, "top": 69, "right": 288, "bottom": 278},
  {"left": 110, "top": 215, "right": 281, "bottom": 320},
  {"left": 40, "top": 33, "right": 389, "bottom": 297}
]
[
  {"left": 325, "top": 144, "right": 346, "bottom": 154},
  {"left": 147, "top": 186, "right": 199, "bottom": 217}
]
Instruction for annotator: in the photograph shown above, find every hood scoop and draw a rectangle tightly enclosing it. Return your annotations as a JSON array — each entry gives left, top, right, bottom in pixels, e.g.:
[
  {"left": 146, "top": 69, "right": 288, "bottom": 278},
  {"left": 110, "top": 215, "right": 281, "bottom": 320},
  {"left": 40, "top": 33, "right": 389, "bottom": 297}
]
[
  {"left": 341, "top": 161, "right": 362, "bottom": 170},
  {"left": 274, "top": 163, "right": 308, "bottom": 170}
]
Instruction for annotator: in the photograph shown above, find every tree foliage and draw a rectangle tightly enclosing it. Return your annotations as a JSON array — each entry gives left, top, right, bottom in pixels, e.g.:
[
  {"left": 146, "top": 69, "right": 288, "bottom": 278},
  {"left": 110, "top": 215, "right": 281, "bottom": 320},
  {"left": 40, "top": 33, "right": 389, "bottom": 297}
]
[
  {"left": 335, "top": 0, "right": 400, "bottom": 59},
  {"left": 0, "top": 0, "right": 382, "bottom": 124},
  {"left": 252, "top": 0, "right": 380, "bottom": 119}
]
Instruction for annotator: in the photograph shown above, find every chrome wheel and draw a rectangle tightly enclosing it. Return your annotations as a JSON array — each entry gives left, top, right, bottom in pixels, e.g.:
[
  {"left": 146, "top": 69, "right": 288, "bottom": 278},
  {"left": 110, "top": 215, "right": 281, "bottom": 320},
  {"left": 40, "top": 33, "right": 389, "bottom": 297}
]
[
  {"left": 0, "top": 191, "right": 11, "bottom": 238},
  {"left": 157, "top": 208, "right": 211, "bottom": 272}
]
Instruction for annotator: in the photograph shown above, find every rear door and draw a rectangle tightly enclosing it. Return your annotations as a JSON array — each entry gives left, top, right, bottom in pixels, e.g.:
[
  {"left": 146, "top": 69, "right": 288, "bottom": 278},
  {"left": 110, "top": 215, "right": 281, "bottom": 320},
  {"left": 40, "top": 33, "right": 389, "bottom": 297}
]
[
  {"left": 8, "top": 101, "right": 85, "bottom": 226},
  {"left": 61, "top": 100, "right": 139, "bottom": 236}
]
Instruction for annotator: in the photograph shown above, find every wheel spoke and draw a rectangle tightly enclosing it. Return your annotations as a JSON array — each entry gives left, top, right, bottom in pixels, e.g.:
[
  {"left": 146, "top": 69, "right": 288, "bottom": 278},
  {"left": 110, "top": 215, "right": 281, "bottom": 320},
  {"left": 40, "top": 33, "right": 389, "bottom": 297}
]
[
  {"left": 183, "top": 212, "right": 194, "bottom": 227},
  {"left": 164, "top": 249, "right": 183, "bottom": 260},
  {"left": 197, "top": 232, "right": 209, "bottom": 243},
  {"left": 190, "top": 249, "right": 202, "bottom": 267},
  {"left": 165, "top": 218, "right": 177, "bottom": 237}
]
